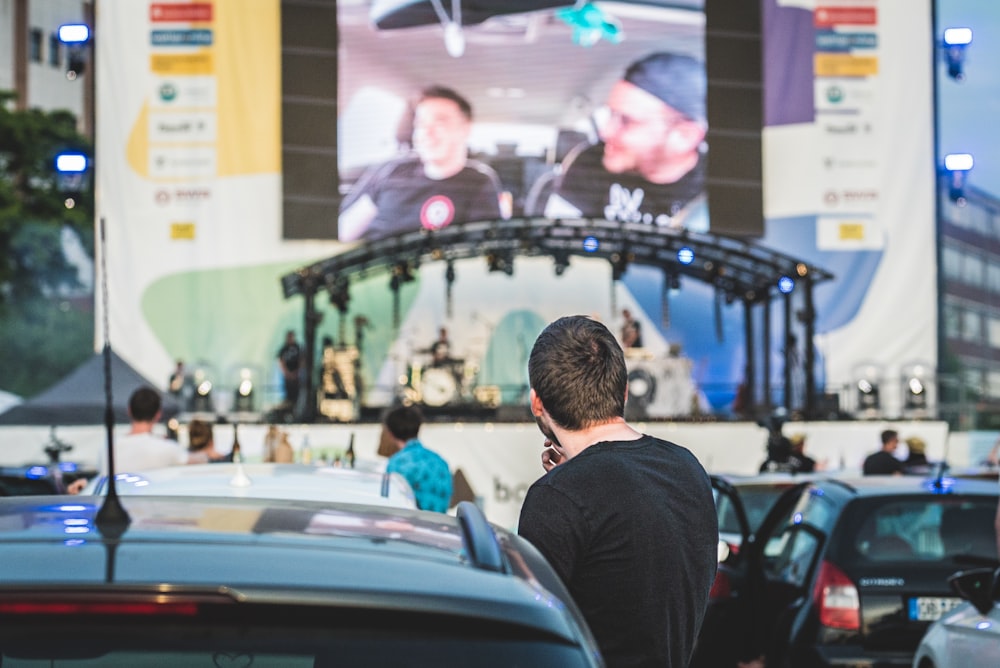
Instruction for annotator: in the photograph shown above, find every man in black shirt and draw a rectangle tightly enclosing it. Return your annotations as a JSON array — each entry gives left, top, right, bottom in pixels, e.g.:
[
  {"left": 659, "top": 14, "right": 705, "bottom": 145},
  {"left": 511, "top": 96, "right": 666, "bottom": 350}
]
[
  {"left": 518, "top": 315, "right": 718, "bottom": 667},
  {"left": 339, "top": 86, "right": 503, "bottom": 241},
  {"left": 863, "top": 429, "right": 904, "bottom": 475}
]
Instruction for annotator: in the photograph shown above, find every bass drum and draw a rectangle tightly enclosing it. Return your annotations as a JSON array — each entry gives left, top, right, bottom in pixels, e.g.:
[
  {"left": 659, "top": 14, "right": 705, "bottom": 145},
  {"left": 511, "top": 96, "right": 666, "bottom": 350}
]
[{"left": 420, "top": 367, "right": 458, "bottom": 407}]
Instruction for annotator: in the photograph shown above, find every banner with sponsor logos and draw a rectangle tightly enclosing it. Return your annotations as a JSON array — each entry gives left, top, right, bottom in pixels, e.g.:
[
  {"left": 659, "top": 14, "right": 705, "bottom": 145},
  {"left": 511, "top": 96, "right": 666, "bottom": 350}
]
[
  {"left": 762, "top": 0, "right": 936, "bottom": 417},
  {"left": 97, "top": 0, "right": 338, "bottom": 408},
  {"left": 96, "top": 0, "right": 934, "bottom": 420}
]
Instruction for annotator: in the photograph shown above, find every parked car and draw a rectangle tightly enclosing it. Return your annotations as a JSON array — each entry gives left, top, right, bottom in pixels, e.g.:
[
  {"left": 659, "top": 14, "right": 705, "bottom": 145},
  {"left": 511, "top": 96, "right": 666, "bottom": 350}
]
[
  {"left": 0, "top": 493, "right": 604, "bottom": 666},
  {"left": 714, "top": 473, "right": 825, "bottom": 560},
  {"left": 84, "top": 462, "right": 418, "bottom": 508},
  {"left": 912, "top": 566, "right": 1000, "bottom": 668},
  {"left": 696, "top": 475, "right": 1000, "bottom": 668}
]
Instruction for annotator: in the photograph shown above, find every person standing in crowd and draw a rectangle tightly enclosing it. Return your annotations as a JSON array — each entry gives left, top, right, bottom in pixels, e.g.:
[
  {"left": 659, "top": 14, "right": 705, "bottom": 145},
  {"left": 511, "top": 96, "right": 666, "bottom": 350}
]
[
  {"left": 517, "top": 315, "right": 718, "bottom": 667},
  {"left": 902, "top": 436, "right": 931, "bottom": 473},
  {"left": 186, "top": 419, "right": 233, "bottom": 464},
  {"left": 277, "top": 330, "right": 302, "bottom": 412},
  {"left": 381, "top": 405, "right": 453, "bottom": 512},
  {"left": 620, "top": 308, "right": 643, "bottom": 349},
  {"left": 544, "top": 52, "right": 708, "bottom": 232},
  {"left": 788, "top": 432, "right": 817, "bottom": 472},
  {"left": 103, "top": 386, "right": 187, "bottom": 474},
  {"left": 338, "top": 85, "right": 504, "bottom": 241},
  {"left": 863, "top": 429, "right": 905, "bottom": 475}
]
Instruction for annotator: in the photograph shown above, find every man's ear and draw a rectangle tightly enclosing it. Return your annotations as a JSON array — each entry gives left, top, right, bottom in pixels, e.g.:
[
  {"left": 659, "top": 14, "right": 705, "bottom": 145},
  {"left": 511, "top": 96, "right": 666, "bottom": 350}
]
[
  {"left": 529, "top": 389, "right": 545, "bottom": 417},
  {"left": 668, "top": 118, "right": 707, "bottom": 151}
]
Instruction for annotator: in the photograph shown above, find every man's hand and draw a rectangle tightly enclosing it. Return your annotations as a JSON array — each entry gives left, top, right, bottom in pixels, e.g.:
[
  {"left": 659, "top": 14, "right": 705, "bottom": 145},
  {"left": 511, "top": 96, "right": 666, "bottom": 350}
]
[
  {"left": 66, "top": 478, "right": 88, "bottom": 495},
  {"left": 541, "top": 439, "right": 566, "bottom": 472}
]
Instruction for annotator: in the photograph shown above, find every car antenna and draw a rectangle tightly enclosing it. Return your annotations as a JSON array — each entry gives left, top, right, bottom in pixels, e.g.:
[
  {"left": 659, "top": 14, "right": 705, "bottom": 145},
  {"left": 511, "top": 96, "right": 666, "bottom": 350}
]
[{"left": 94, "top": 216, "right": 131, "bottom": 537}]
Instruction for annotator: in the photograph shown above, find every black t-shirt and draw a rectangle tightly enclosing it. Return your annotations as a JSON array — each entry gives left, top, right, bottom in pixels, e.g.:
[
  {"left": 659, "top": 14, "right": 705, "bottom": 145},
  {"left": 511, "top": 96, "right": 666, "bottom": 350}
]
[
  {"left": 549, "top": 143, "right": 706, "bottom": 227},
  {"left": 518, "top": 435, "right": 718, "bottom": 668},
  {"left": 278, "top": 342, "right": 301, "bottom": 372},
  {"left": 340, "top": 156, "right": 502, "bottom": 241},
  {"left": 863, "top": 450, "right": 904, "bottom": 475}
]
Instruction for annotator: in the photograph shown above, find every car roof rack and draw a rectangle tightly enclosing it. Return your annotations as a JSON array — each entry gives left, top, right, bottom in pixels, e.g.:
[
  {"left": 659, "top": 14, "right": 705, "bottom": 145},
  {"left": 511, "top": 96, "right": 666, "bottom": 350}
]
[{"left": 456, "top": 501, "right": 507, "bottom": 573}]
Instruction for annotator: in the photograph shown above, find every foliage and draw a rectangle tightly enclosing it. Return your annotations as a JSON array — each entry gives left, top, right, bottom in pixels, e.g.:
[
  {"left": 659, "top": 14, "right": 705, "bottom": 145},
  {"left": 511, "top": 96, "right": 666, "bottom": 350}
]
[
  {"left": 0, "top": 89, "right": 94, "bottom": 302},
  {"left": 0, "top": 297, "right": 94, "bottom": 397},
  {"left": 0, "top": 90, "right": 95, "bottom": 395}
]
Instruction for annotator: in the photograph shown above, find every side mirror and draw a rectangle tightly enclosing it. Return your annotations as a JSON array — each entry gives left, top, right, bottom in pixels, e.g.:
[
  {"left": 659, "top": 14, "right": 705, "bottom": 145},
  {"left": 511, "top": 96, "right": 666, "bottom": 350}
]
[{"left": 948, "top": 567, "right": 997, "bottom": 616}]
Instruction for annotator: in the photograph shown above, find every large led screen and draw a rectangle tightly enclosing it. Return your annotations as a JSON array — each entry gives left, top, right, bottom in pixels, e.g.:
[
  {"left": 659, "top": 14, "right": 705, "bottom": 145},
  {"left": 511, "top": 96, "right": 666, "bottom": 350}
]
[{"left": 281, "top": 0, "right": 764, "bottom": 241}]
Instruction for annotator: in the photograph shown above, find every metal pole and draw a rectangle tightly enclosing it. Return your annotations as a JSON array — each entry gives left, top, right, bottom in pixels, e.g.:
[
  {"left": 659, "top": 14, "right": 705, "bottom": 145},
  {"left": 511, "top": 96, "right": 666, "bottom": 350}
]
[{"left": 804, "top": 276, "right": 817, "bottom": 418}]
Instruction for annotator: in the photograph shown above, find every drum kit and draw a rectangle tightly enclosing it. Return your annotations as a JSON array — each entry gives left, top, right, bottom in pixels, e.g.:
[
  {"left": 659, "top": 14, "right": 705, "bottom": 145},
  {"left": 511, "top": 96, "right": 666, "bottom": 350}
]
[{"left": 399, "top": 342, "right": 484, "bottom": 407}]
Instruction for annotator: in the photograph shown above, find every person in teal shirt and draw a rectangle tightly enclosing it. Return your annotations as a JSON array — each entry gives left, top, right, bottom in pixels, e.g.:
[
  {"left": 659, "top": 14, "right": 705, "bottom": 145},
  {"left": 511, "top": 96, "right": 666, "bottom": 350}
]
[{"left": 383, "top": 405, "right": 453, "bottom": 512}]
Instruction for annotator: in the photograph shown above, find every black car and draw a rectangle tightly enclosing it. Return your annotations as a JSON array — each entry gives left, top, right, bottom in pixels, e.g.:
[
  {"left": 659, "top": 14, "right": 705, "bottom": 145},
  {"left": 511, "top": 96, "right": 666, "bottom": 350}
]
[
  {"left": 696, "top": 475, "right": 1000, "bottom": 668},
  {"left": 0, "top": 494, "right": 603, "bottom": 667}
]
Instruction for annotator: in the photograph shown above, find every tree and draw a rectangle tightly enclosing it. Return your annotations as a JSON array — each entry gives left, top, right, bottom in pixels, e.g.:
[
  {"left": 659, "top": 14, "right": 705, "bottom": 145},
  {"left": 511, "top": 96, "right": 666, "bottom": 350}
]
[
  {"left": 0, "top": 90, "right": 94, "bottom": 397},
  {"left": 0, "top": 90, "right": 93, "bottom": 300}
]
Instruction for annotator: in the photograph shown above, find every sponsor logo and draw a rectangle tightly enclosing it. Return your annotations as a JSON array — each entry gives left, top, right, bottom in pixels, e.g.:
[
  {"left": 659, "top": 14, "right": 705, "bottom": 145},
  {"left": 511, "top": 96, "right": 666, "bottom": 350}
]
[
  {"left": 150, "top": 3, "right": 213, "bottom": 22},
  {"left": 151, "top": 29, "right": 213, "bottom": 47},
  {"left": 150, "top": 52, "right": 214, "bottom": 76},
  {"left": 159, "top": 82, "right": 178, "bottom": 102},
  {"left": 826, "top": 85, "right": 844, "bottom": 104},
  {"left": 823, "top": 189, "right": 879, "bottom": 207},
  {"left": 149, "top": 111, "right": 216, "bottom": 142},
  {"left": 822, "top": 120, "right": 873, "bottom": 135},
  {"left": 154, "top": 188, "right": 212, "bottom": 206},
  {"left": 149, "top": 147, "right": 216, "bottom": 180},
  {"left": 815, "top": 53, "right": 879, "bottom": 77},
  {"left": 815, "top": 6, "right": 877, "bottom": 28},
  {"left": 815, "top": 31, "right": 878, "bottom": 52}
]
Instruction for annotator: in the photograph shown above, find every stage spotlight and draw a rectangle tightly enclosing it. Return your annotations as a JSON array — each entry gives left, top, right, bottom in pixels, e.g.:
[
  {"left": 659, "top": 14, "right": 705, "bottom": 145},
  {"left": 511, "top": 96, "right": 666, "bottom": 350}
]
[
  {"left": 857, "top": 379, "right": 879, "bottom": 410},
  {"left": 677, "top": 247, "right": 695, "bottom": 265},
  {"left": 233, "top": 367, "right": 255, "bottom": 413},
  {"left": 486, "top": 253, "right": 514, "bottom": 275},
  {"left": 852, "top": 363, "right": 883, "bottom": 416},
  {"left": 943, "top": 27, "right": 972, "bottom": 81},
  {"left": 902, "top": 362, "right": 932, "bottom": 414},
  {"left": 777, "top": 276, "right": 795, "bottom": 294}
]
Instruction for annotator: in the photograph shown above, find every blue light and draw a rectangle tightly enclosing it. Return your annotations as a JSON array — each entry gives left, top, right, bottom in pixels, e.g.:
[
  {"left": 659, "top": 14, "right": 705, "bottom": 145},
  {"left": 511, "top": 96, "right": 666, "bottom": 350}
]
[
  {"left": 25, "top": 466, "right": 49, "bottom": 479},
  {"left": 582, "top": 236, "right": 599, "bottom": 253},
  {"left": 59, "top": 462, "right": 78, "bottom": 473},
  {"left": 58, "top": 24, "right": 90, "bottom": 44},
  {"left": 778, "top": 276, "right": 795, "bottom": 294},
  {"left": 55, "top": 153, "right": 88, "bottom": 173},
  {"left": 792, "top": 512, "right": 803, "bottom": 524},
  {"left": 926, "top": 477, "right": 956, "bottom": 494},
  {"left": 944, "top": 153, "right": 974, "bottom": 171},
  {"left": 977, "top": 621, "right": 992, "bottom": 631},
  {"left": 677, "top": 247, "right": 695, "bottom": 265}
]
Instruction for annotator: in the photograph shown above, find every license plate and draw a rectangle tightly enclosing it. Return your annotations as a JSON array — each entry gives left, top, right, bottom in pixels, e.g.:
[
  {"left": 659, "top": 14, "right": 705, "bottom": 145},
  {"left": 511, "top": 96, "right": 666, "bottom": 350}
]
[{"left": 908, "top": 596, "right": 963, "bottom": 621}]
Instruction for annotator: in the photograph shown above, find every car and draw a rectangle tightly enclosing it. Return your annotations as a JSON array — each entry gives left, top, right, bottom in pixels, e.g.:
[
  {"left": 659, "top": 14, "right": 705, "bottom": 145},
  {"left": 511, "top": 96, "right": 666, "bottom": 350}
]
[
  {"left": 912, "top": 566, "right": 1000, "bottom": 667},
  {"left": 83, "top": 462, "right": 418, "bottom": 509},
  {"left": 0, "top": 492, "right": 604, "bottom": 666},
  {"left": 714, "top": 472, "right": 826, "bottom": 560},
  {"left": 695, "top": 475, "right": 1000, "bottom": 668}
]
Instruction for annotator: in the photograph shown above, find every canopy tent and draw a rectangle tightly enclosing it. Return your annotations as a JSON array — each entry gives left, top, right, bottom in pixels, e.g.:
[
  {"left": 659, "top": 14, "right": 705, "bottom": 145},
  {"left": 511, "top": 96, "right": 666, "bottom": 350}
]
[{"left": 0, "top": 351, "right": 178, "bottom": 426}]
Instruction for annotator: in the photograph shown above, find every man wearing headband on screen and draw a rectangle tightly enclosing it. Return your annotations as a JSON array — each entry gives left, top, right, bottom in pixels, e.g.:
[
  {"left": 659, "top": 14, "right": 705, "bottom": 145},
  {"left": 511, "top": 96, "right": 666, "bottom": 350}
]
[
  {"left": 544, "top": 52, "right": 708, "bottom": 232},
  {"left": 338, "top": 86, "right": 505, "bottom": 242}
]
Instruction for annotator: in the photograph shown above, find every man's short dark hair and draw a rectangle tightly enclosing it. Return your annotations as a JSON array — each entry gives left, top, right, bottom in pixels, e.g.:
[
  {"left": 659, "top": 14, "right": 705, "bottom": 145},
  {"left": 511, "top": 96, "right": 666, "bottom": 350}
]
[
  {"left": 418, "top": 85, "right": 473, "bottom": 121},
  {"left": 881, "top": 429, "right": 898, "bottom": 446},
  {"left": 129, "top": 386, "right": 162, "bottom": 422},
  {"left": 385, "top": 405, "right": 424, "bottom": 442},
  {"left": 528, "top": 315, "right": 627, "bottom": 431}
]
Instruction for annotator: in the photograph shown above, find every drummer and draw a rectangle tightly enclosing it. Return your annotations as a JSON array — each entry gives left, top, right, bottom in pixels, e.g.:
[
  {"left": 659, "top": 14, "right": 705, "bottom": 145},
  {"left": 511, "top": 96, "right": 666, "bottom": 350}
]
[{"left": 430, "top": 327, "right": 453, "bottom": 367}]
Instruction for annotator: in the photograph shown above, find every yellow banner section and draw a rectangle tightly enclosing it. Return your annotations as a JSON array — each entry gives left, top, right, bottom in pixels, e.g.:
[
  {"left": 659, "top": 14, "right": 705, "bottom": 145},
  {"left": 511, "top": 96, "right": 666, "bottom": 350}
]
[
  {"left": 815, "top": 54, "right": 879, "bottom": 78},
  {"left": 151, "top": 52, "right": 215, "bottom": 75},
  {"left": 838, "top": 221, "right": 866, "bottom": 241},
  {"left": 170, "top": 222, "right": 197, "bottom": 239}
]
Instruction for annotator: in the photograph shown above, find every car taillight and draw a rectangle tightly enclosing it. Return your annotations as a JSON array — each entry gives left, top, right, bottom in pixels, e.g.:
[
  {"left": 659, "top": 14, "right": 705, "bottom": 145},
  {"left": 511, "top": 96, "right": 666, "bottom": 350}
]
[
  {"left": 812, "top": 560, "right": 860, "bottom": 630},
  {"left": 0, "top": 601, "right": 198, "bottom": 616},
  {"left": 709, "top": 569, "right": 731, "bottom": 599}
]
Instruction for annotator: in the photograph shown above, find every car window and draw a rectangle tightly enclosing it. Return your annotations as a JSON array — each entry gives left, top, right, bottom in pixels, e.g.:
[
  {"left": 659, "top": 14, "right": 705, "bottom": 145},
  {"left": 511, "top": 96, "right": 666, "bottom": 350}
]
[
  {"left": 717, "top": 485, "right": 791, "bottom": 533},
  {"left": 761, "top": 485, "right": 836, "bottom": 559},
  {"left": 766, "top": 525, "right": 823, "bottom": 586},
  {"left": 840, "top": 498, "right": 999, "bottom": 564}
]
